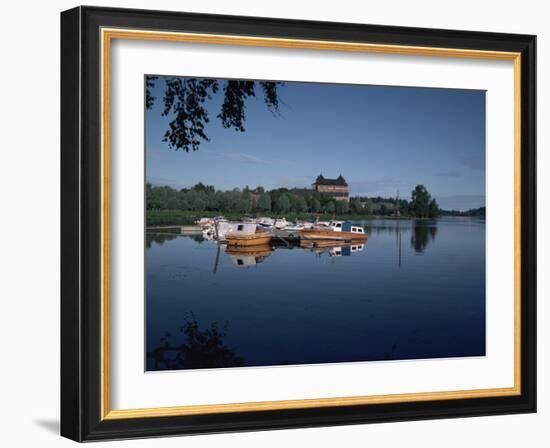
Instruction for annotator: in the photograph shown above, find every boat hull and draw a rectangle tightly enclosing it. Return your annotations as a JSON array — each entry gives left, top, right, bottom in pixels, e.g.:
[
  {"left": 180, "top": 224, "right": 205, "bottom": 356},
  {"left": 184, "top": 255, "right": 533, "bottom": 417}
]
[
  {"left": 225, "top": 233, "right": 273, "bottom": 247},
  {"left": 299, "top": 229, "right": 368, "bottom": 241}
]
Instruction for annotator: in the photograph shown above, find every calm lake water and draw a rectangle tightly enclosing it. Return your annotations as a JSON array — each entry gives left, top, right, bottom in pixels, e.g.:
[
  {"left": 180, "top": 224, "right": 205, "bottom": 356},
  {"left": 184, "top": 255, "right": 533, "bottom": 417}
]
[{"left": 146, "top": 218, "right": 485, "bottom": 371}]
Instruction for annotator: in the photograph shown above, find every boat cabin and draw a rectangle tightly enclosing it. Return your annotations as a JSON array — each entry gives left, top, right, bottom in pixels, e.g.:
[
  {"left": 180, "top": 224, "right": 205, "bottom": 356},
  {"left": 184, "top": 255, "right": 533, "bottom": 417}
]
[
  {"left": 215, "top": 221, "right": 258, "bottom": 241},
  {"left": 226, "top": 222, "right": 259, "bottom": 237},
  {"left": 329, "top": 221, "right": 365, "bottom": 235}
]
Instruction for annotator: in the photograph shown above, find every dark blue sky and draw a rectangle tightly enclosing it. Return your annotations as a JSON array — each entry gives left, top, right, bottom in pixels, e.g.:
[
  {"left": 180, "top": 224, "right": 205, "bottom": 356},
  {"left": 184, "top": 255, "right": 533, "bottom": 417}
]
[{"left": 146, "top": 77, "right": 486, "bottom": 210}]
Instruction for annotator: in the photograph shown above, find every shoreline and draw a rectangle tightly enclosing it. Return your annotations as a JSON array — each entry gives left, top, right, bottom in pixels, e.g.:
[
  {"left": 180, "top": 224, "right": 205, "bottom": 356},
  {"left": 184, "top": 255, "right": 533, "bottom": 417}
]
[{"left": 146, "top": 209, "right": 484, "bottom": 227}]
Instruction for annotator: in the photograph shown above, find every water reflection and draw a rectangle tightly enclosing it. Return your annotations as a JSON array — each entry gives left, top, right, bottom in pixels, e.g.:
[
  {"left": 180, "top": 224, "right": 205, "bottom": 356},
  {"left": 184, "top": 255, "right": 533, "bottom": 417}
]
[
  {"left": 146, "top": 218, "right": 485, "bottom": 370},
  {"left": 186, "top": 233, "right": 206, "bottom": 243},
  {"left": 147, "top": 314, "right": 243, "bottom": 371},
  {"left": 362, "top": 219, "right": 439, "bottom": 255},
  {"left": 146, "top": 232, "right": 178, "bottom": 249},
  {"left": 411, "top": 221, "right": 438, "bottom": 253},
  {"left": 146, "top": 219, "right": 439, "bottom": 270},
  {"left": 300, "top": 241, "right": 365, "bottom": 257},
  {"left": 226, "top": 245, "right": 273, "bottom": 267}
]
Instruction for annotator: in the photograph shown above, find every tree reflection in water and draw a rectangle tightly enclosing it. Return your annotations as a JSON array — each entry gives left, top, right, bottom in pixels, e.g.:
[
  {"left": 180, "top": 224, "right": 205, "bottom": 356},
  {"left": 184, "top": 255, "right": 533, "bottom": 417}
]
[
  {"left": 147, "top": 313, "right": 243, "bottom": 370},
  {"left": 145, "top": 232, "right": 178, "bottom": 249},
  {"left": 411, "top": 220, "right": 438, "bottom": 253}
]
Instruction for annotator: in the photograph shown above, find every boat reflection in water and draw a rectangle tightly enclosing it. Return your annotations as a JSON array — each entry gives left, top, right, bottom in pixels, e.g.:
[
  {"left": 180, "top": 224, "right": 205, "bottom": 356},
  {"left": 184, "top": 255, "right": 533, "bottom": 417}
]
[
  {"left": 225, "top": 240, "right": 366, "bottom": 268},
  {"left": 300, "top": 240, "right": 365, "bottom": 257},
  {"left": 320, "top": 243, "right": 364, "bottom": 257},
  {"left": 225, "top": 245, "right": 273, "bottom": 267},
  {"left": 147, "top": 218, "right": 488, "bottom": 371}
]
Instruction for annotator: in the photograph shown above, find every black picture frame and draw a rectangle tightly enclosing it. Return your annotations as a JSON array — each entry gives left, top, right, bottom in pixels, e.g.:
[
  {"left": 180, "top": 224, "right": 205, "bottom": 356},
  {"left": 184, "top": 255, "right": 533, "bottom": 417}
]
[{"left": 61, "top": 5, "right": 536, "bottom": 442}]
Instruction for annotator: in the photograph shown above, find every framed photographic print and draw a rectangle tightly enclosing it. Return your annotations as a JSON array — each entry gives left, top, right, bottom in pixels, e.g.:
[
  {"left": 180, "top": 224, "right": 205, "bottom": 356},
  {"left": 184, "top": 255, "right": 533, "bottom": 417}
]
[{"left": 60, "top": 6, "right": 536, "bottom": 442}]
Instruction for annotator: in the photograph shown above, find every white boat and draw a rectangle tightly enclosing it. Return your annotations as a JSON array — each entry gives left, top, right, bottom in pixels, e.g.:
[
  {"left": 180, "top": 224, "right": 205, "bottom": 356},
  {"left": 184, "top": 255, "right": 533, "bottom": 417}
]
[
  {"left": 213, "top": 221, "right": 238, "bottom": 241},
  {"left": 194, "top": 217, "right": 214, "bottom": 227},
  {"left": 274, "top": 218, "right": 288, "bottom": 229},
  {"left": 201, "top": 216, "right": 228, "bottom": 239},
  {"left": 257, "top": 217, "right": 275, "bottom": 228},
  {"left": 296, "top": 220, "right": 314, "bottom": 229},
  {"left": 285, "top": 223, "right": 305, "bottom": 232},
  {"left": 202, "top": 229, "right": 216, "bottom": 241},
  {"left": 316, "top": 220, "right": 331, "bottom": 227},
  {"left": 215, "top": 221, "right": 272, "bottom": 242},
  {"left": 327, "top": 220, "right": 365, "bottom": 234}
]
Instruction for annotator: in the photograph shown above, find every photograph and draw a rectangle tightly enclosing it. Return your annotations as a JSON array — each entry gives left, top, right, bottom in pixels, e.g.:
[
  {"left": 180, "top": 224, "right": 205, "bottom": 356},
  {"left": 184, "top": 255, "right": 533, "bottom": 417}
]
[
  {"left": 56, "top": 4, "right": 538, "bottom": 442},
  {"left": 144, "top": 75, "right": 487, "bottom": 372}
]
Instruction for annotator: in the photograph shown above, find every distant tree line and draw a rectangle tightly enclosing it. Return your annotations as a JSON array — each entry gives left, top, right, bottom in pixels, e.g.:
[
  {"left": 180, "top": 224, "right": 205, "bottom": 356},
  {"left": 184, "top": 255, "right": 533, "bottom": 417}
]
[
  {"left": 440, "top": 206, "right": 486, "bottom": 217},
  {"left": 147, "top": 182, "right": 442, "bottom": 218}
]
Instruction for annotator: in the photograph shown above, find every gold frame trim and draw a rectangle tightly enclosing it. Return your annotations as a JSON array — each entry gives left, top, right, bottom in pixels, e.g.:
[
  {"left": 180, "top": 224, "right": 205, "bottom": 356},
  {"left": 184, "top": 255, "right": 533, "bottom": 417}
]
[{"left": 100, "top": 28, "right": 522, "bottom": 420}]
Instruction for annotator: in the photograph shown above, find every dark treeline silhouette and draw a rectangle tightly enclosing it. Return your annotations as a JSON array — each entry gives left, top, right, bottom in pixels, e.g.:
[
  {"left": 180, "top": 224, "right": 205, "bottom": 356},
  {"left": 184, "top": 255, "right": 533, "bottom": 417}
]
[
  {"left": 147, "top": 314, "right": 243, "bottom": 371},
  {"left": 146, "top": 182, "right": 442, "bottom": 218},
  {"left": 440, "top": 206, "right": 486, "bottom": 217}
]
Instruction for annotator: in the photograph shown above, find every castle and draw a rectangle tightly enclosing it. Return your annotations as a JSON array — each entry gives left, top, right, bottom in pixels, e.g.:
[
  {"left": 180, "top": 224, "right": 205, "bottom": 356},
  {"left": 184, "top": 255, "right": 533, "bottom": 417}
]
[{"left": 312, "top": 174, "right": 350, "bottom": 202}]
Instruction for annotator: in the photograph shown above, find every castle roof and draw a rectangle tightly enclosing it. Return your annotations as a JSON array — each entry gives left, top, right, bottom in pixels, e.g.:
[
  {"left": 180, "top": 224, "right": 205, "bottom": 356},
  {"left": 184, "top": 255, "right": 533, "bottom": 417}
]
[{"left": 314, "top": 174, "right": 348, "bottom": 186}]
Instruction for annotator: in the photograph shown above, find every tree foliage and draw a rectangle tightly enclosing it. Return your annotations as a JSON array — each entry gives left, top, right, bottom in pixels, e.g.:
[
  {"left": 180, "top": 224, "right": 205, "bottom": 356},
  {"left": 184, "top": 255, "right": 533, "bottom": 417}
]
[
  {"left": 410, "top": 184, "right": 440, "bottom": 218},
  {"left": 147, "top": 314, "right": 243, "bottom": 371},
  {"left": 146, "top": 182, "right": 447, "bottom": 219},
  {"left": 275, "top": 195, "right": 290, "bottom": 213},
  {"left": 257, "top": 193, "right": 272, "bottom": 212},
  {"left": 147, "top": 76, "right": 283, "bottom": 152}
]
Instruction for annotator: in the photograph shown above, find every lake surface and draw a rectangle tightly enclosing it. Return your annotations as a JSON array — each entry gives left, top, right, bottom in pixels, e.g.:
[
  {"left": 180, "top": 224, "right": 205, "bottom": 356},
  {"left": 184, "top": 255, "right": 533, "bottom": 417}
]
[{"left": 146, "top": 218, "right": 485, "bottom": 371}]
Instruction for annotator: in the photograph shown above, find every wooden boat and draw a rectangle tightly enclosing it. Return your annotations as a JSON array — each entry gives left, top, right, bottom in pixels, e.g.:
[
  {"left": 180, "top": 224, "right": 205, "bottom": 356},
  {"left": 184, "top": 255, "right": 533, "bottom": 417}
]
[
  {"left": 225, "top": 223, "right": 273, "bottom": 247},
  {"left": 226, "top": 231, "right": 272, "bottom": 247},
  {"left": 299, "top": 220, "right": 367, "bottom": 241}
]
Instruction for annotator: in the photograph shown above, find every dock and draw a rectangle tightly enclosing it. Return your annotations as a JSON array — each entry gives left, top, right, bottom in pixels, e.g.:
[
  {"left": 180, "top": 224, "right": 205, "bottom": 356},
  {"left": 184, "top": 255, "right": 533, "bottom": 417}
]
[
  {"left": 270, "top": 229, "right": 302, "bottom": 247},
  {"left": 146, "top": 225, "right": 362, "bottom": 250},
  {"left": 146, "top": 225, "right": 203, "bottom": 234}
]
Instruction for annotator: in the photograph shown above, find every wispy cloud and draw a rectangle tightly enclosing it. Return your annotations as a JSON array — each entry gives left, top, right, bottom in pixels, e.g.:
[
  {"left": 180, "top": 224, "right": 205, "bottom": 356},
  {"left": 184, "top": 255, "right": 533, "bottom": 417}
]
[
  {"left": 460, "top": 156, "right": 484, "bottom": 171},
  {"left": 221, "top": 152, "right": 274, "bottom": 165},
  {"left": 207, "top": 150, "right": 293, "bottom": 166},
  {"left": 435, "top": 170, "right": 461, "bottom": 177},
  {"left": 349, "top": 178, "right": 402, "bottom": 196}
]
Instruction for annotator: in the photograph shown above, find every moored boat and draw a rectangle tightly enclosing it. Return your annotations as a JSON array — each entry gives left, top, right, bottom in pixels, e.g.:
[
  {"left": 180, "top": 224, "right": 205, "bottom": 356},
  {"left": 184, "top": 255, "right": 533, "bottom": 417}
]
[
  {"left": 226, "top": 232, "right": 273, "bottom": 247},
  {"left": 284, "top": 223, "right": 305, "bottom": 232},
  {"left": 194, "top": 217, "right": 215, "bottom": 227},
  {"left": 257, "top": 217, "right": 275, "bottom": 228},
  {"left": 225, "top": 223, "right": 273, "bottom": 247},
  {"left": 274, "top": 217, "right": 288, "bottom": 229},
  {"left": 299, "top": 220, "right": 367, "bottom": 241}
]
